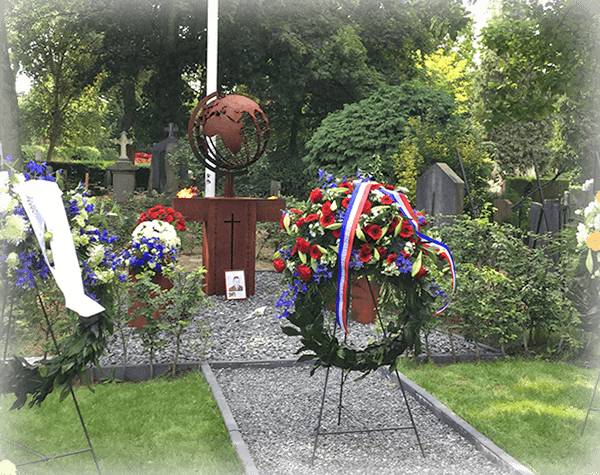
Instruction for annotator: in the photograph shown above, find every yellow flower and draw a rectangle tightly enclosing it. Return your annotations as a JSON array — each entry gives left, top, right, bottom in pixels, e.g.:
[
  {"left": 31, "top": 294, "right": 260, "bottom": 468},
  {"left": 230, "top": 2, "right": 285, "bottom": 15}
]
[
  {"left": 596, "top": 190, "right": 600, "bottom": 204},
  {"left": 587, "top": 231, "right": 600, "bottom": 252}
]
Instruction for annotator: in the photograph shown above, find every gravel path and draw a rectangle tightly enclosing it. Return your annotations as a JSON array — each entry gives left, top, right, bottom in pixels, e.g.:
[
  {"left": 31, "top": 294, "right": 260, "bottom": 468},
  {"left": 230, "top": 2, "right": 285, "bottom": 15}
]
[
  {"left": 98, "top": 271, "right": 513, "bottom": 475},
  {"left": 98, "top": 271, "right": 499, "bottom": 366}
]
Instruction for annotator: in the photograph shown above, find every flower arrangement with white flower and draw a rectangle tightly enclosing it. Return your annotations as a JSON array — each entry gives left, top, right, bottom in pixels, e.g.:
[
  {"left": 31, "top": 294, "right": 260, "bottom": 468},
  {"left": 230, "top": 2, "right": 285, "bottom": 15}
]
[
  {"left": 575, "top": 190, "right": 600, "bottom": 278},
  {"left": 273, "top": 170, "right": 456, "bottom": 374},
  {"left": 0, "top": 158, "right": 125, "bottom": 409},
  {"left": 121, "top": 209, "right": 185, "bottom": 274}
]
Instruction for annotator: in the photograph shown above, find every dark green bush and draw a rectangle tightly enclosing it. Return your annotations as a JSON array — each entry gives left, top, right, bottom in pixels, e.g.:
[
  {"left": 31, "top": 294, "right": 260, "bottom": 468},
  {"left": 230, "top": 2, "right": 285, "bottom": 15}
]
[{"left": 433, "top": 211, "right": 583, "bottom": 359}]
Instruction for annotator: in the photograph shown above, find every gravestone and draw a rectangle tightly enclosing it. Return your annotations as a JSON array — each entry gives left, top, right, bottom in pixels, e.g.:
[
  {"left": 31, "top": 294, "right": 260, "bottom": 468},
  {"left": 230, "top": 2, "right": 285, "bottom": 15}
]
[
  {"left": 493, "top": 198, "right": 513, "bottom": 224},
  {"left": 529, "top": 199, "right": 565, "bottom": 261},
  {"left": 416, "top": 162, "right": 464, "bottom": 218},
  {"left": 149, "top": 123, "right": 185, "bottom": 194},
  {"left": 270, "top": 181, "right": 281, "bottom": 198},
  {"left": 108, "top": 131, "right": 139, "bottom": 203}
]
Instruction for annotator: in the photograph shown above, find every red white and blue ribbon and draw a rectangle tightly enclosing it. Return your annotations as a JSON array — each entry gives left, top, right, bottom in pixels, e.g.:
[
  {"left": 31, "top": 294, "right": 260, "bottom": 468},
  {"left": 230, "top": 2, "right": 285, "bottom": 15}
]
[
  {"left": 336, "top": 183, "right": 456, "bottom": 332},
  {"left": 378, "top": 188, "right": 456, "bottom": 315},
  {"left": 336, "top": 181, "right": 375, "bottom": 333}
]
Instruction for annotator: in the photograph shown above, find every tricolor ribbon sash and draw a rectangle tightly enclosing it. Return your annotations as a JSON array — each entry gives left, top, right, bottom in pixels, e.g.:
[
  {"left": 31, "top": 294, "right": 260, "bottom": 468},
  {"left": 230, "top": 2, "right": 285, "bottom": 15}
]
[{"left": 336, "top": 183, "right": 456, "bottom": 333}]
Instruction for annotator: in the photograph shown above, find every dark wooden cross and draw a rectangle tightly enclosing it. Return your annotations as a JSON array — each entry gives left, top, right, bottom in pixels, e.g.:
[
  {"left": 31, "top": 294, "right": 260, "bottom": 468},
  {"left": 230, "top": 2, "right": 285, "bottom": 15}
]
[
  {"left": 224, "top": 213, "right": 241, "bottom": 269},
  {"left": 173, "top": 197, "right": 286, "bottom": 296}
]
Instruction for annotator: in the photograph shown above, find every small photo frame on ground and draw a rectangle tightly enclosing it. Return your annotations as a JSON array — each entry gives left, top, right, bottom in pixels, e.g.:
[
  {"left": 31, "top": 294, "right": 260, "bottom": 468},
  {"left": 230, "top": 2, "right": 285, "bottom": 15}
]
[{"left": 225, "top": 270, "right": 246, "bottom": 300}]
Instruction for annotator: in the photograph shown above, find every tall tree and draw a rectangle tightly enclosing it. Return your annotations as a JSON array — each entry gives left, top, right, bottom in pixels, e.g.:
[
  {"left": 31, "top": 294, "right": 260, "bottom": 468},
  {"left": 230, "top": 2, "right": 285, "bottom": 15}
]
[
  {"left": 0, "top": 0, "right": 23, "bottom": 167},
  {"left": 7, "top": 0, "right": 102, "bottom": 160},
  {"left": 474, "top": 0, "right": 600, "bottom": 178}
]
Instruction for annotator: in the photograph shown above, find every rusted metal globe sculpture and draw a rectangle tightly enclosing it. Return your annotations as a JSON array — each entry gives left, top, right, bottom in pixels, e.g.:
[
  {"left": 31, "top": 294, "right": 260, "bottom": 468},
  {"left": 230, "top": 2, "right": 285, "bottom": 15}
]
[{"left": 188, "top": 92, "right": 270, "bottom": 196}]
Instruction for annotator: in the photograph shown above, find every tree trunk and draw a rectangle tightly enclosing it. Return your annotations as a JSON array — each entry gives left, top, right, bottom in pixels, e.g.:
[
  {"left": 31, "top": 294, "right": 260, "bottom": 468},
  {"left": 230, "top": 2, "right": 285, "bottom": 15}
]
[{"left": 0, "top": 4, "right": 23, "bottom": 169}]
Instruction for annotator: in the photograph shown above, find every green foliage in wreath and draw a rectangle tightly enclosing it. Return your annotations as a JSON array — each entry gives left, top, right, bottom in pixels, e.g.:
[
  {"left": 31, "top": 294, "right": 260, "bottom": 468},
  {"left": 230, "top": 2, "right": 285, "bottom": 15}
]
[{"left": 272, "top": 171, "right": 454, "bottom": 375}]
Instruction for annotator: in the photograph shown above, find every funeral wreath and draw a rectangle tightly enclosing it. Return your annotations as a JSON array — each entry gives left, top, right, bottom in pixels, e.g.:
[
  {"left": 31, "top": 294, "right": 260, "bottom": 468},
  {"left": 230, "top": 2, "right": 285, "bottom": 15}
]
[
  {"left": 0, "top": 159, "right": 125, "bottom": 409},
  {"left": 273, "top": 171, "right": 455, "bottom": 374}
]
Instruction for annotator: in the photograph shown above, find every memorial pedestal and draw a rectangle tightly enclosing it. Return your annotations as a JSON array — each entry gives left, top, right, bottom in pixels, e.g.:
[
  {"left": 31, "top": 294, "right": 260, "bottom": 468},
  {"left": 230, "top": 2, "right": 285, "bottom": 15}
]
[
  {"left": 108, "top": 160, "right": 139, "bottom": 203},
  {"left": 173, "top": 197, "right": 285, "bottom": 296}
]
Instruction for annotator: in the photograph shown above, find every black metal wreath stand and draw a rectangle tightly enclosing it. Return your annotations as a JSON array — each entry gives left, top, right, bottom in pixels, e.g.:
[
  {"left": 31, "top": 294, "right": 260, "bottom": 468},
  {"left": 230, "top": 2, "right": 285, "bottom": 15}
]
[
  {"left": 310, "top": 278, "right": 425, "bottom": 464},
  {"left": 581, "top": 370, "right": 600, "bottom": 435},
  {"left": 0, "top": 282, "right": 101, "bottom": 474}
]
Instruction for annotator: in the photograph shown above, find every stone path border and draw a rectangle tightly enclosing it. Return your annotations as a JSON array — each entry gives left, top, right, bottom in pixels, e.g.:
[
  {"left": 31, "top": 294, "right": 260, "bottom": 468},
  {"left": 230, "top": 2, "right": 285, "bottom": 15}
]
[{"left": 86, "top": 358, "right": 533, "bottom": 475}]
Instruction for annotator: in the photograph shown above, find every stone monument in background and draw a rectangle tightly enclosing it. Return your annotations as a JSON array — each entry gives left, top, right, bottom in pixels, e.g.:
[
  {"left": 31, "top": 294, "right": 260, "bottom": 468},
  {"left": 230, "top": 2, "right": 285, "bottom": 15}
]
[
  {"left": 416, "top": 162, "right": 464, "bottom": 219},
  {"left": 148, "top": 123, "right": 184, "bottom": 194},
  {"left": 108, "top": 131, "right": 139, "bottom": 203}
]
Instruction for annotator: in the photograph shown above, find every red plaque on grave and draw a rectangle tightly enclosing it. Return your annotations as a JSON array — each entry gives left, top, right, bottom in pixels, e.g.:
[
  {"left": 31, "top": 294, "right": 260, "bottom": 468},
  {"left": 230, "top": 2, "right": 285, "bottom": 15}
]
[{"left": 173, "top": 197, "right": 285, "bottom": 296}]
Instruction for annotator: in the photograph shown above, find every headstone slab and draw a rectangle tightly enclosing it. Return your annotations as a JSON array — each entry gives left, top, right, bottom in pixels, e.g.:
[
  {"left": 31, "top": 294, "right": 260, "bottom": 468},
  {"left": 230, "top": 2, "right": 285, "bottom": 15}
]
[
  {"left": 493, "top": 198, "right": 513, "bottom": 224},
  {"left": 150, "top": 134, "right": 181, "bottom": 194},
  {"left": 529, "top": 199, "right": 564, "bottom": 262},
  {"left": 416, "top": 162, "right": 465, "bottom": 217}
]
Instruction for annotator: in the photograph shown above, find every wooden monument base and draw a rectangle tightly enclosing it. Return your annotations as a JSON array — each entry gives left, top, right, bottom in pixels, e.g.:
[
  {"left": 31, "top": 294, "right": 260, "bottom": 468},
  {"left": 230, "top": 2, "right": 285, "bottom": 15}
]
[{"left": 173, "top": 197, "right": 285, "bottom": 296}]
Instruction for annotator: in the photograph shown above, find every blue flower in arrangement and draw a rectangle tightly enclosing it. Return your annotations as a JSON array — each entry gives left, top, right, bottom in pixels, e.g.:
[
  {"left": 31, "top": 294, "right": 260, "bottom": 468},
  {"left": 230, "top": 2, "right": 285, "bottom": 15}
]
[
  {"left": 0, "top": 160, "right": 125, "bottom": 295},
  {"left": 273, "top": 170, "right": 456, "bottom": 327}
]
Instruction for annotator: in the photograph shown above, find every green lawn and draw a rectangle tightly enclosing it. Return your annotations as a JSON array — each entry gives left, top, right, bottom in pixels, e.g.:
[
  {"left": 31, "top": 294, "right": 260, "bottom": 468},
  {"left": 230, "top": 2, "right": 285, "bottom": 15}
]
[
  {"left": 0, "top": 371, "right": 244, "bottom": 475},
  {"left": 400, "top": 358, "right": 600, "bottom": 475}
]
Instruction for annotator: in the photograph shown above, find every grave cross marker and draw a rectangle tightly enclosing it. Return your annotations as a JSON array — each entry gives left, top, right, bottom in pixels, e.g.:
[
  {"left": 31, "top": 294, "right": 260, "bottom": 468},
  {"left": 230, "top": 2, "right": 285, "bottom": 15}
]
[
  {"left": 224, "top": 213, "right": 241, "bottom": 269},
  {"left": 164, "top": 123, "right": 178, "bottom": 138},
  {"left": 114, "top": 131, "right": 133, "bottom": 160}
]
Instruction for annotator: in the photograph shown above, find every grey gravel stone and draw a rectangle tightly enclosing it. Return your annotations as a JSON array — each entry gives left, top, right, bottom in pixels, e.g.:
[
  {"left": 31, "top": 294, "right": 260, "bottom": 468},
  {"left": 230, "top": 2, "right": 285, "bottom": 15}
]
[{"left": 99, "top": 271, "right": 499, "bottom": 366}]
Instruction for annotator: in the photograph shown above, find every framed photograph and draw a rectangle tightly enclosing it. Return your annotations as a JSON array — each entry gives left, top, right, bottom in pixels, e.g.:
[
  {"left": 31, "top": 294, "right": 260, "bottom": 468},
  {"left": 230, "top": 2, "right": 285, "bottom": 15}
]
[{"left": 225, "top": 270, "right": 247, "bottom": 300}]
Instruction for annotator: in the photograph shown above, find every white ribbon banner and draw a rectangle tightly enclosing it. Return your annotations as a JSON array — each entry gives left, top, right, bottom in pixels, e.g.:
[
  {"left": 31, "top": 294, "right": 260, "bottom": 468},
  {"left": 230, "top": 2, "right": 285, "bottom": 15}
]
[{"left": 15, "top": 180, "right": 105, "bottom": 317}]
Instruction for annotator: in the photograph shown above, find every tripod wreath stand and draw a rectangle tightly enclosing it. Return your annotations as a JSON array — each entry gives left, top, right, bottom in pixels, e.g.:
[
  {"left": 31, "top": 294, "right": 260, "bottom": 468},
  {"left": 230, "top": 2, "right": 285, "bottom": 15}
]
[
  {"left": 0, "top": 282, "right": 101, "bottom": 474},
  {"left": 310, "top": 278, "right": 425, "bottom": 463}
]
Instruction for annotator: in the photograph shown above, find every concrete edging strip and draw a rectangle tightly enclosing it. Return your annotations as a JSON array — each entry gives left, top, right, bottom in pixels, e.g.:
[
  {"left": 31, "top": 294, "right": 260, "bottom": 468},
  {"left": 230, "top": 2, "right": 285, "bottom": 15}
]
[
  {"left": 201, "top": 361, "right": 260, "bottom": 475},
  {"left": 381, "top": 367, "right": 536, "bottom": 475}
]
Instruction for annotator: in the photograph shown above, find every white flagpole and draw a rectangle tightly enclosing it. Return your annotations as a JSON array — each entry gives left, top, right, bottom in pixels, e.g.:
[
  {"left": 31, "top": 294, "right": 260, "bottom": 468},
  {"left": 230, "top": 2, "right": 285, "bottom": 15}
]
[{"left": 205, "top": 0, "right": 218, "bottom": 197}]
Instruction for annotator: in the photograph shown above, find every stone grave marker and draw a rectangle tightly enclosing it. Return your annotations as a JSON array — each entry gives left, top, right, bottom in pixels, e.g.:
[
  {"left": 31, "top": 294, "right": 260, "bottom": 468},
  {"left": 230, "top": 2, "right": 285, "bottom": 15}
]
[
  {"left": 529, "top": 199, "right": 565, "bottom": 262},
  {"left": 270, "top": 180, "right": 281, "bottom": 197},
  {"left": 149, "top": 123, "right": 185, "bottom": 194},
  {"left": 493, "top": 198, "right": 513, "bottom": 224},
  {"left": 416, "top": 162, "right": 464, "bottom": 220},
  {"left": 108, "top": 131, "right": 139, "bottom": 203},
  {"left": 565, "top": 185, "right": 595, "bottom": 221}
]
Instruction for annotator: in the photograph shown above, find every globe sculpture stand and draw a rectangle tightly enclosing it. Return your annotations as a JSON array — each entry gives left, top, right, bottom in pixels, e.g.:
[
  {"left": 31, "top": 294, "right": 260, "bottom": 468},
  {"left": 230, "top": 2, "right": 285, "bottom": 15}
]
[{"left": 173, "top": 93, "right": 285, "bottom": 296}]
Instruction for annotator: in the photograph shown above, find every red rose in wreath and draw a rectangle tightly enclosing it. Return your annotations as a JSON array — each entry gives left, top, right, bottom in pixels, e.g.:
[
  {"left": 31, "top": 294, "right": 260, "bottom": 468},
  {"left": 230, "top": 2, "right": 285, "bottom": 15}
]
[
  {"left": 309, "top": 188, "right": 323, "bottom": 204},
  {"left": 297, "top": 264, "right": 312, "bottom": 281},
  {"left": 273, "top": 258, "right": 286, "bottom": 273}
]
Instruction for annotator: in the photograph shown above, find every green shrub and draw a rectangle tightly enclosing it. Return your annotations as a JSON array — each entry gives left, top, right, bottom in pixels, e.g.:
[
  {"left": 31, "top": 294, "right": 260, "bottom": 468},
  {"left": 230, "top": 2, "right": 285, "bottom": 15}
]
[{"left": 434, "top": 210, "right": 583, "bottom": 359}]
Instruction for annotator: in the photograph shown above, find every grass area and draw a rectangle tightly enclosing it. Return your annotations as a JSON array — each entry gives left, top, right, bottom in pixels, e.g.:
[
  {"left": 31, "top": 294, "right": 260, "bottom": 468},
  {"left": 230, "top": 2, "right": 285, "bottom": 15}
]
[
  {"left": 400, "top": 358, "right": 600, "bottom": 475},
  {"left": 0, "top": 371, "right": 244, "bottom": 475}
]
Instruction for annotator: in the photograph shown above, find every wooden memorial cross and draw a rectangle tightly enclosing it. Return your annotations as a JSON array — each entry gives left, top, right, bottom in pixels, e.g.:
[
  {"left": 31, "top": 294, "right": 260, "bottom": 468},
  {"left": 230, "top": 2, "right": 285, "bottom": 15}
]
[{"left": 173, "top": 197, "right": 286, "bottom": 295}]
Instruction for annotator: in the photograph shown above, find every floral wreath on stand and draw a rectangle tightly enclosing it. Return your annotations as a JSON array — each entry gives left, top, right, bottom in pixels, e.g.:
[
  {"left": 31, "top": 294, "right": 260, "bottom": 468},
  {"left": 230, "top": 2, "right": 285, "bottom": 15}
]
[
  {"left": 273, "top": 171, "right": 456, "bottom": 375},
  {"left": 0, "top": 160, "right": 125, "bottom": 409}
]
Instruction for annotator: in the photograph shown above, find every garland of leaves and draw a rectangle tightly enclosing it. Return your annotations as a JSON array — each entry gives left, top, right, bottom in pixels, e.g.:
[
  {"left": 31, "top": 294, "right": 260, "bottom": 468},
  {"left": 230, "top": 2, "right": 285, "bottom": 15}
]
[{"left": 282, "top": 277, "right": 436, "bottom": 375}]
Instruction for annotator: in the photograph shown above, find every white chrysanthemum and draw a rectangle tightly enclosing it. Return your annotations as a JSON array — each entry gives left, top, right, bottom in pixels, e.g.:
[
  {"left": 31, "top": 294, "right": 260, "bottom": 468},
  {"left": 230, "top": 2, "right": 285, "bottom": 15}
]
[
  {"left": 95, "top": 269, "right": 114, "bottom": 284},
  {"left": 0, "top": 215, "right": 28, "bottom": 243},
  {"left": 132, "top": 220, "right": 180, "bottom": 248},
  {"left": 0, "top": 193, "right": 12, "bottom": 213},
  {"left": 583, "top": 200, "right": 599, "bottom": 217},
  {"left": 5, "top": 252, "right": 19, "bottom": 270},
  {"left": 87, "top": 244, "right": 105, "bottom": 267},
  {"left": 576, "top": 223, "right": 589, "bottom": 247}
]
